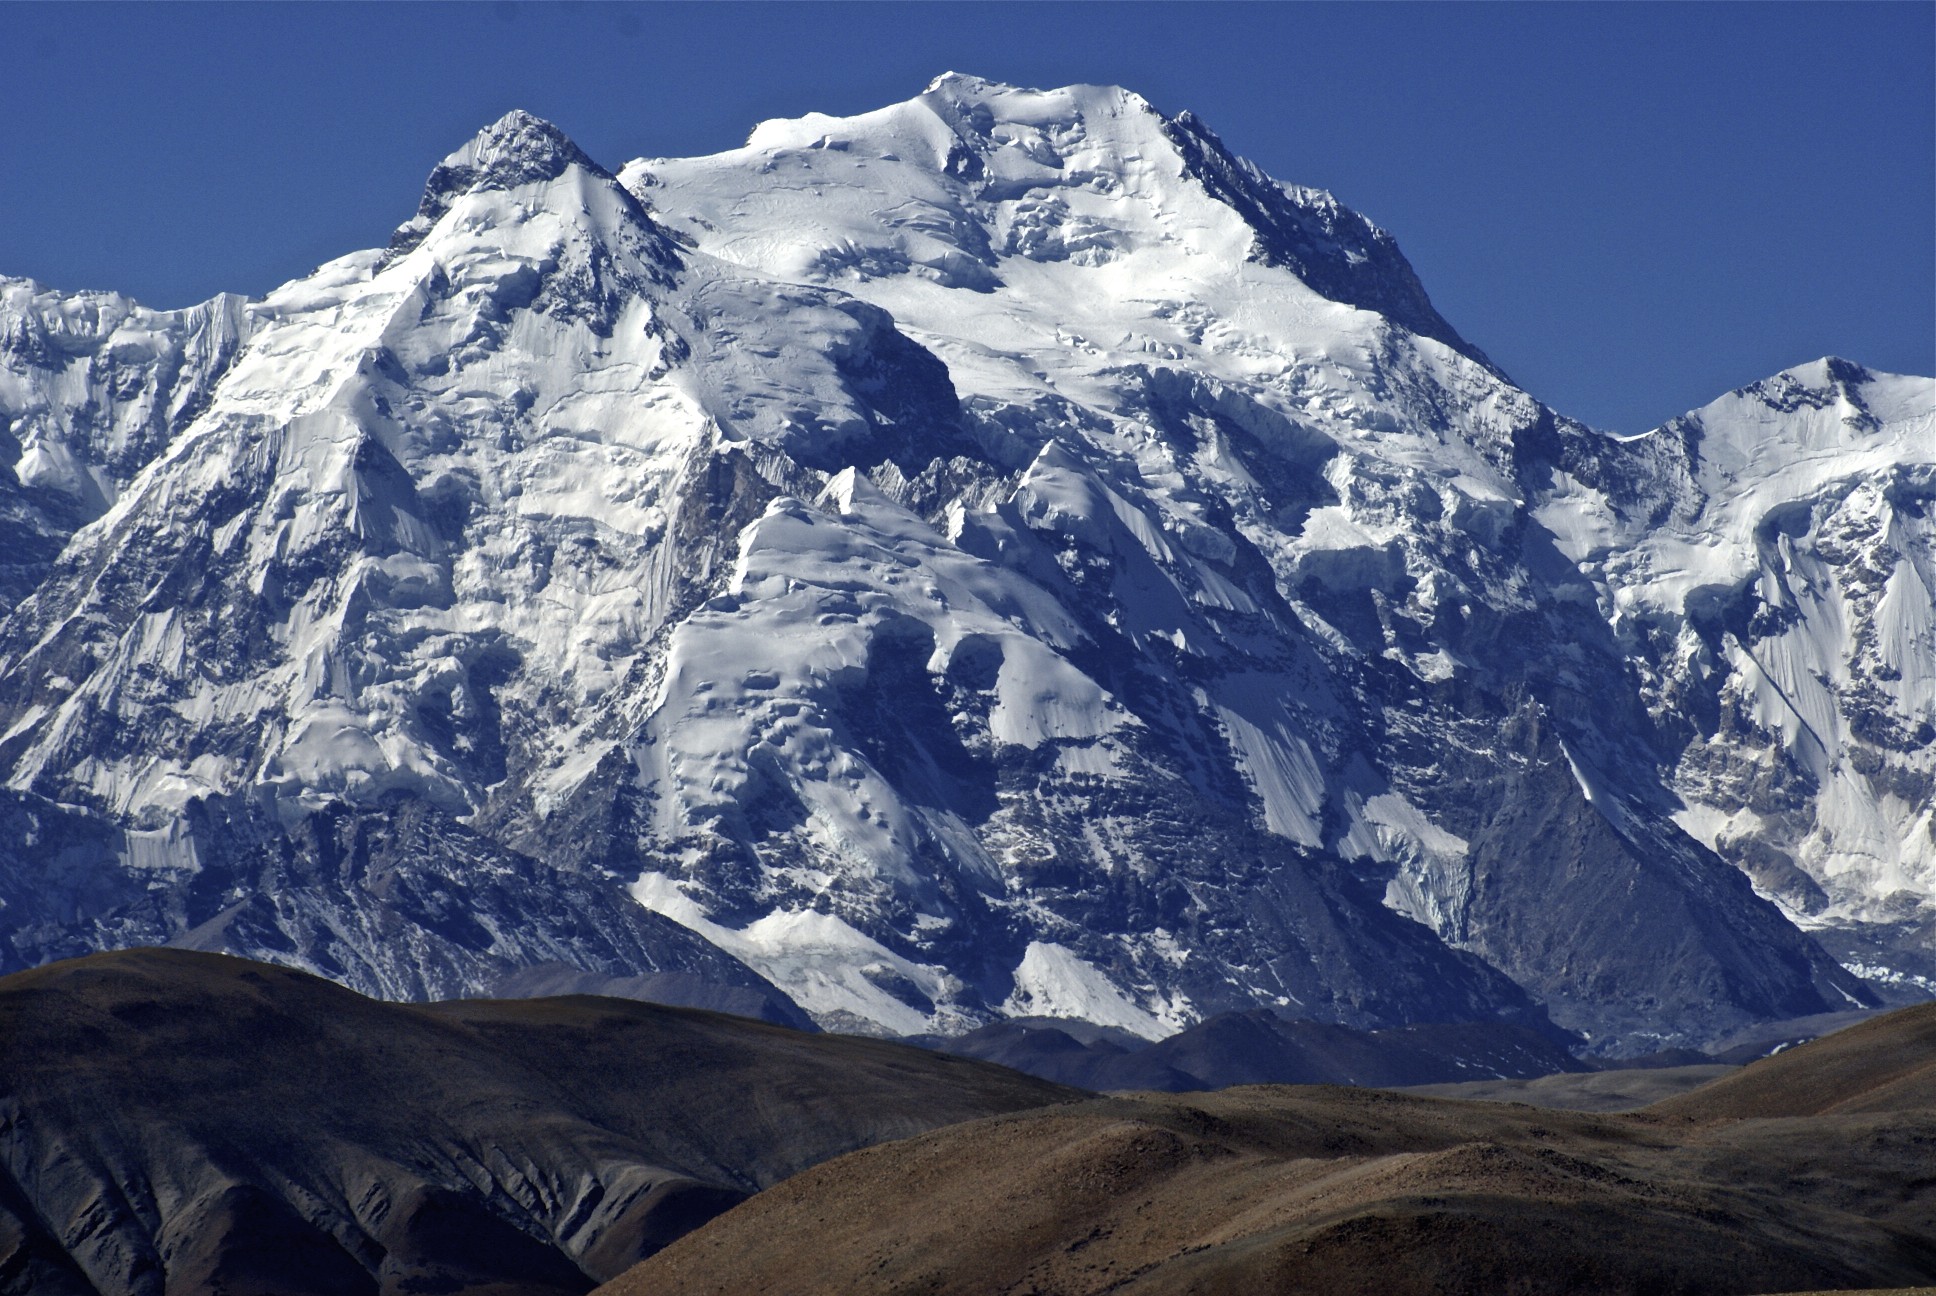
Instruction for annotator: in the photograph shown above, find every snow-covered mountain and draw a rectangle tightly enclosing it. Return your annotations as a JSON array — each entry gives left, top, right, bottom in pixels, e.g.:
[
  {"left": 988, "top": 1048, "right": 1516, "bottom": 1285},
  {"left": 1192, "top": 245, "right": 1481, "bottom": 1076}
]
[
  {"left": 0, "top": 279, "right": 250, "bottom": 604},
  {"left": 0, "top": 76, "right": 1926, "bottom": 1052},
  {"left": 1522, "top": 360, "right": 1936, "bottom": 988}
]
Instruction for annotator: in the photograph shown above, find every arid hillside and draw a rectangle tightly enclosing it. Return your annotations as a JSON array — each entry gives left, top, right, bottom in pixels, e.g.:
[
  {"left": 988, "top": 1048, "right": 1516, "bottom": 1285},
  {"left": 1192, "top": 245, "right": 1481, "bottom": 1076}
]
[
  {"left": 604, "top": 1005, "right": 1936, "bottom": 1296},
  {"left": 0, "top": 949, "right": 1076, "bottom": 1295}
]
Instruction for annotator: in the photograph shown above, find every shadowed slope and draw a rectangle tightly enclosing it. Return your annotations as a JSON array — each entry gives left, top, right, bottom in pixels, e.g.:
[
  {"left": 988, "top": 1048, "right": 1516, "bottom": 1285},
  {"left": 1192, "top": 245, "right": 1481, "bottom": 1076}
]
[
  {"left": 0, "top": 948, "right": 1077, "bottom": 1296},
  {"left": 926, "top": 1011, "right": 1585, "bottom": 1092},
  {"left": 602, "top": 1004, "right": 1936, "bottom": 1296}
]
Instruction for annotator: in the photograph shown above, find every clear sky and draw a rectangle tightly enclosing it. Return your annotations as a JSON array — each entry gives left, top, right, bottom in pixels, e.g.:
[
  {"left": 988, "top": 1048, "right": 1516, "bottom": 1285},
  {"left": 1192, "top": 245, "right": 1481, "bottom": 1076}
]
[{"left": 4, "top": 1, "right": 1930, "bottom": 433}]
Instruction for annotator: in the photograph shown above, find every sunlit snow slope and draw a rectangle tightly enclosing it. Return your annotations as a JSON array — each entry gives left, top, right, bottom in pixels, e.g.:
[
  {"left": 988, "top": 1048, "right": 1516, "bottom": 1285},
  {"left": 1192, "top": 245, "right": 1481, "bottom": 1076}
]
[{"left": 0, "top": 77, "right": 1925, "bottom": 1052}]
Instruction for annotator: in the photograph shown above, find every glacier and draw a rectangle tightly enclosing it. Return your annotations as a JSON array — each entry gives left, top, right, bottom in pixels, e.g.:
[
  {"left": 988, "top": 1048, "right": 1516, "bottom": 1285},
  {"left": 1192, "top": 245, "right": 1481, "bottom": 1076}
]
[{"left": 0, "top": 77, "right": 1927, "bottom": 1052}]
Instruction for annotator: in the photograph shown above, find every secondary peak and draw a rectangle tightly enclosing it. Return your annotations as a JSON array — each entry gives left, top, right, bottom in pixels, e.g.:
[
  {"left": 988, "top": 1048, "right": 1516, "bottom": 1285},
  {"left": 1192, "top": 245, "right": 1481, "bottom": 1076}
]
[{"left": 390, "top": 110, "right": 606, "bottom": 254}]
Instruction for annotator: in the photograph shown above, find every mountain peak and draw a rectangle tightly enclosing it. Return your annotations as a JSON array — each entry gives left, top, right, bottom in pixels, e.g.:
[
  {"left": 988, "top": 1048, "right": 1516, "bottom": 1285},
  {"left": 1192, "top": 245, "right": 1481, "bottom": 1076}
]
[
  {"left": 922, "top": 70, "right": 1011, "bottom": 97},
  {"left": 1158, "top": 109, "right": 1500, "bottom": 376},
  {"left": 463, "top": 109, "right": 599, "bottom": 180},
  {"left": 915, "top": 71, "right": 1155, "bottom": 129},
  {"left": 390, "top": 110, "right": 606, "bottom": 254},
  {"left": 659, "top": 75, "right": 1494, "bottom": 373},
  {"left": 1715, "top": 355, "right": 1885, "bottom": 435}
]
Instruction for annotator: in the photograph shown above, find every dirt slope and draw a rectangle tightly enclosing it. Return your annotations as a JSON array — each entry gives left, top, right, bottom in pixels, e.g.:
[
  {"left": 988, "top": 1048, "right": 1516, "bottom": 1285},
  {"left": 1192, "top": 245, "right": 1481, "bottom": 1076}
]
[
  {"left": 602, "top": 1004, "right": 1936, "bottom": 1296},
  {"left": 1648, "top": 1001, "right": 1936, "bottom": 1120}
]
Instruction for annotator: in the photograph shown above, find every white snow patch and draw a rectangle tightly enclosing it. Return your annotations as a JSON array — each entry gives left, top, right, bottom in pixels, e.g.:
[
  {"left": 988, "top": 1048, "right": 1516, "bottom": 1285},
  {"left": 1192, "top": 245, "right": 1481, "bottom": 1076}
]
[
  {"left": 630, "top": 872, "right": 953, "bottom": 1036},
  {"left": 1002, "top": 940, "right": 1168, "bottom": 1040}
]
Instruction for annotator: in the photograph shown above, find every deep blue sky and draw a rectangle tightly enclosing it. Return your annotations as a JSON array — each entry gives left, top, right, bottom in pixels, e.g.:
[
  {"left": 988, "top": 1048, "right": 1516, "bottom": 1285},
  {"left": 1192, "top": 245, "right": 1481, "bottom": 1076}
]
[{"left": 4, "top": 2, "right": 1930, "bottom": 433}]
